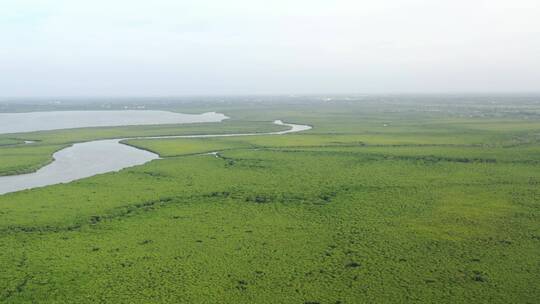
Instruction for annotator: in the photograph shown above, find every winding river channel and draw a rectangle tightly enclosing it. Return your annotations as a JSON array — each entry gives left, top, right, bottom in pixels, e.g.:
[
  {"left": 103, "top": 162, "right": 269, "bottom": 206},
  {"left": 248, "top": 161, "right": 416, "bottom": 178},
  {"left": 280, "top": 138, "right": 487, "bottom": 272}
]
[{"left": 0, "top": 111, "right": 311, "bottom": 195}]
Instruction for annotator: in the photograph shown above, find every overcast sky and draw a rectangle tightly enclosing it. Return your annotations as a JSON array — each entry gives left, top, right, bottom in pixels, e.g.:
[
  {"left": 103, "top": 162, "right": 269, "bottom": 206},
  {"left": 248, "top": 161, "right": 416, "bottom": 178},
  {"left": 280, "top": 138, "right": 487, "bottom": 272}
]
[{"left": 1, "top": 0, "right": 539, "bottom": 96}]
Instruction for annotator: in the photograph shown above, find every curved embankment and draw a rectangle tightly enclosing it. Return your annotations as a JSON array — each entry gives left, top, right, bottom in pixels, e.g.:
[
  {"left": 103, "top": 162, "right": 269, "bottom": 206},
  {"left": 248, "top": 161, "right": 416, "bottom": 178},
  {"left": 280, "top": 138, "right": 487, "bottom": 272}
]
[{"left": 0, "top": 121, "right": 311, "bottom": 195}]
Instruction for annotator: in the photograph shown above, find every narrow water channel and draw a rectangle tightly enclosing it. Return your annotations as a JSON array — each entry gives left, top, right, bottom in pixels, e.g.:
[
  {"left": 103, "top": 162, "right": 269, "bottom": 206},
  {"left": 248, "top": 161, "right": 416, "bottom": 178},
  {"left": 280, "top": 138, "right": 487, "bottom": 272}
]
[{"left": 0, "top": 120, "right": 311, "bottom": 195}]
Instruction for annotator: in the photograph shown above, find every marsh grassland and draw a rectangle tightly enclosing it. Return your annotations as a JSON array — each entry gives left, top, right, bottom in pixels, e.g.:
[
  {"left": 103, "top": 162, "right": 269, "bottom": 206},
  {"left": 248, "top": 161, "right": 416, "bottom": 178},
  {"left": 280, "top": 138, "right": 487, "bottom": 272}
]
[{"left": 0, "top": 97, "right": 539, "bottom": 303}]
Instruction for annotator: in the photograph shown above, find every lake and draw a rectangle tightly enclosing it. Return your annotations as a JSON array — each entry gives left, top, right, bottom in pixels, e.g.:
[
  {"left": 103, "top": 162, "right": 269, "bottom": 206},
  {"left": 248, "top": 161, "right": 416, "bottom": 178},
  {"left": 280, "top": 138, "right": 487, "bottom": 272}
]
[{"left": 0, "top": 110, "right": 228, "bottom": 134}]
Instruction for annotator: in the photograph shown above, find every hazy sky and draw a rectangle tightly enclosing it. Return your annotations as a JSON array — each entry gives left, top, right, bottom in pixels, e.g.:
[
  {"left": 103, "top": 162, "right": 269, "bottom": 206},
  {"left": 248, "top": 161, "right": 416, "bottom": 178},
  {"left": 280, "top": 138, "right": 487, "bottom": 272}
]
[{"left": 1, "top": 0, "right": 539, "bottom": 96}]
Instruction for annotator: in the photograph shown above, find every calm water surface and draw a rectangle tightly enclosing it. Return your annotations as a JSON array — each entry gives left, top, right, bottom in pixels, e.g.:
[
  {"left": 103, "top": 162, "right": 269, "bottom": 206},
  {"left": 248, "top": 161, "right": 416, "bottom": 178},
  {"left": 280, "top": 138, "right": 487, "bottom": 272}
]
[
  {"left": 0, "top": 119, "right": 311, "bottom": 195},
  {"left": 0, "top": 111, "right": 228, "bottom": 134},
  {"left": 0, "top": 139, "right": 158, "bottom": 195}
]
